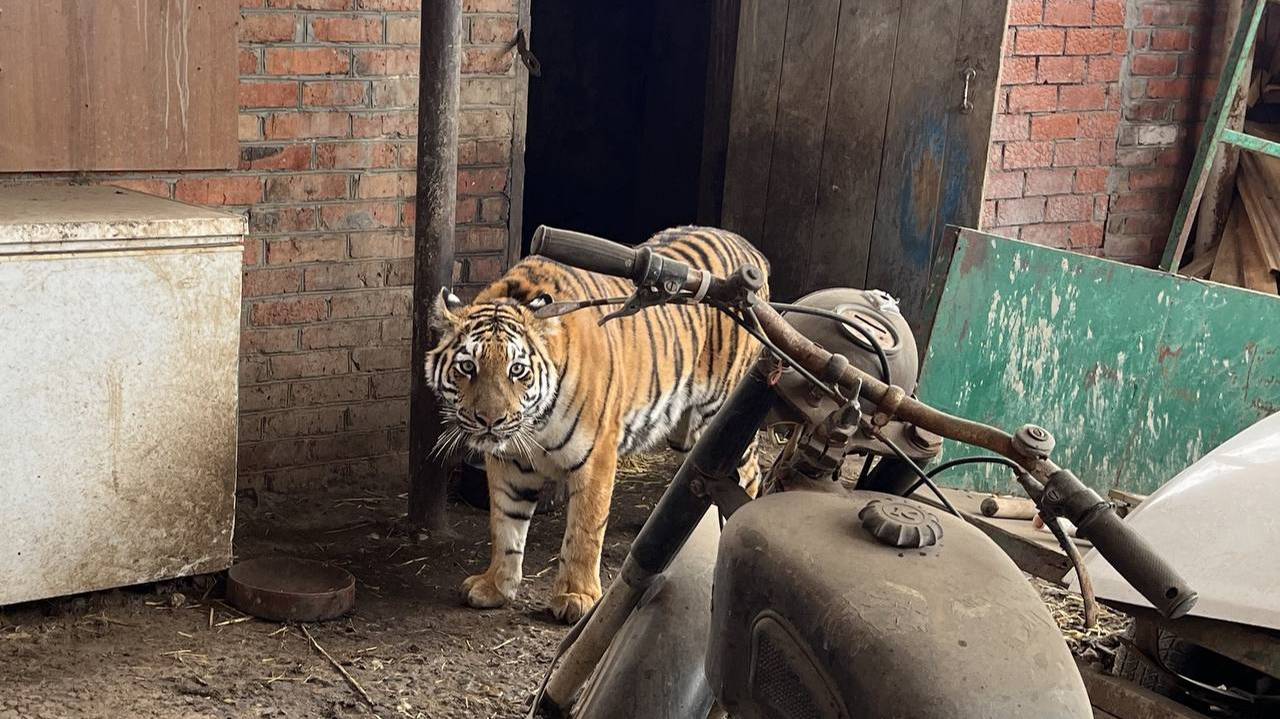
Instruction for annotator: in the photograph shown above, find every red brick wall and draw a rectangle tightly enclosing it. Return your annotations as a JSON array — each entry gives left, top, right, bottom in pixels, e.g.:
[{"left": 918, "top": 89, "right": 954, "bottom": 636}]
[
  {"left": 1, "top": 1, "right": 523, "bottom": 490},
  {"left": 984, "top": 0, "right": 1219, "bottom": 264}
]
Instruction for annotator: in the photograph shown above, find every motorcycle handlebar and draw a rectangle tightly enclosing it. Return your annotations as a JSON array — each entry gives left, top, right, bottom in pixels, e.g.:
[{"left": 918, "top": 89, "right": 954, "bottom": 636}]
[{"left": 532, "top": 224, "right": 1197, "bottom": 619}]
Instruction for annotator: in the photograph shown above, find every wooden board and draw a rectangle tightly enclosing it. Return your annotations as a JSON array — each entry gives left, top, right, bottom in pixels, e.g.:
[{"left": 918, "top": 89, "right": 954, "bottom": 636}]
[
  {"left": 0, "top": 0, "right": 238, "bottom": 172},
  {"left": 720, "top": 0, "right": 790, "bottom": 245},
  {"left": 918, "top": 229, "right": 1280, "bottom": 494},
  {"left": 805, "top": 0, "right": 900, "bottom": 292},
  {"left": 755, "top": 0, "right": 842, "bottom": 299}
]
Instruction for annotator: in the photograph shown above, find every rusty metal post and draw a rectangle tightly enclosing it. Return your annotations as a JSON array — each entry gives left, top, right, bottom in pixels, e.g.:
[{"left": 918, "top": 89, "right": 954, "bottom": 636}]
[{"left": 408, "top": 0, "right": 461, "bottom": 529}]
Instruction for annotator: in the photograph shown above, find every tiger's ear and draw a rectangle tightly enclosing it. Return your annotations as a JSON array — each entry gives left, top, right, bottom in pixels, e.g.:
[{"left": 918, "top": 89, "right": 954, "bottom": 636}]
[
  {"left": 526, "top": 292, "right": 553, "bottom": 310},
  {"left": 432, "top": 287, "right": 464, "bottom": 331}
]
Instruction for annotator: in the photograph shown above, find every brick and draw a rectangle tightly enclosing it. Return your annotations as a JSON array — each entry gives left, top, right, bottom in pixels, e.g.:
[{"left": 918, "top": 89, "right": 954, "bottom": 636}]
[
  {"left": 479, "top": 196, "right": 508, "bottom": 223},
  {"left": 458, "top": 167, "right": 508, "bottom": 194},
  {"left": 241, "top": 143, "right": 312, "bottom": 171},
  {"left": 471, "top": 16, "right": 516, "bottom": 44},
  {"left": 302, "top": 319, "right": 383, "bottom": 349},
  {"left": 984, "top": 170, "right": 1024, "bottom": 200},
  {"left": 1021, "top": 223, "right": 1071, "bottom": 247},
  {"left": 1131, "top": 54, "right": 1177, "bottom": 77},
  {"left": 991, "top": 114, "right": 1029, "bottom": 142},
  {"left": 1025, "top": 168, "right": 1074, "bottom": 195},
  {"left": 1007, "top": 0, "right": 1041, "bottom": 25},
  {"left": 1008, "top": 85, "right": 1057, "bottom": 113},
  {"left": 240, "top": 49, "right": 261, "bottom": 75},
  {"left": 242, "top": 356, "right": 271, "bottom": 384},
  {"left": 266, "top": 235, "right": 347, "bottom": 264},
  {"left": 1003, "top": 141, "right": 1054, "bottom": 170},
  {"left": 461, "top": 77, "right": 516, "bottom": 105},
  {"left": 1093, "top": 0, "right": 1124, "bottom": 26},
  {"left": 462, "top": 47, "right": 514, "bottom": 74},
  {"left": 1074, "top": 167, "right": 1109, "bottom": 193},
  {"left": 265, "top": 173, "right": 349, "bottom": 203},
  {"left": 1128, "top": 168, "right": 1179, "bottom": 191},
  {"left": 1151, "top": 29, "right": 1190, "bottom": 51},
  {"left": 352, "top": 111, "right": 417, "bottom": 138},
  {"left": 240, "top": 417, "right": 263, "bottom": 443},
  {"left": 310, "top": 430, "right": 395, "bottom": 462},
  {"left": 358, "top": 0, "right": 418, "bottom": 9},
  {"left": 265, "top": 47, "right": 350, "bottom": 75},
  {"left": 1140, "top": 3, "right": 1191, "bottom": 26},
  {"left": 1014, "top": 28, "right": 1065, "bottom": 56},
  {"left": 372, "top": 77, "right": 419, "bottom": 107},
  {"left": 242, "top": 327, "right": 300, "bottom": 354},
  {"left": 349, "top": 232, "right": 413, "bottom": 258},
  {"left": 251, "top": 297, "right": 328, "bottom": 326},
  {"left": 461, "top": 255, "right": 504, "bottom": 284},
  {"left": 244, "top": 238, "right": 264, "bottom": 266},
  {"left": 475, "top": 138, "right": 511, "bottom": 164},
  {"left": 345, "top": 400, "right": 409, "bottom": 432},
  {"left": 269, "top": 0, "right": 354, "bottom": 8},
  {"left": 303, "top": 80, "right": 369, "bottom": 106},
  {"left": 1054, "top": 139, "right": 1101, "bottom": 167},
  {"left": 310, "top": 15, "right": 383, "bottom": 43},
  {"left": 316, "top": 141, "right": 398, "bottom": 169},
  {"left": 318, "top": 201, "right": 400, "bottom": 230},
  {"left": 240, "top": 384, "right": 290, "bottom": 412},
  {"left": 1146, "top": 78, "right": 1191, "bottom": 99},
  {"left": 460, "top": 108, "right": 513, "bottom": 138},
  {"left": 1045, "top": 194, "right": 1093, "bottom": 222},
  {"left": 270, "top": 350, "right": 350, "bottom": 379},
  {"left": 1030, "top": 113, "right": 1080, "bottom": 141},
  {"left": 1064, "top": 28, "right": 1121, "bottom": 55},
  {"left": 1113, "top": 191, "right": 1164, "bottom": 211},
  {"left": 305, "top": 261, "right": 389, "bottom": 290},
  {"left": 239, "top": 13, "right": 298, "bottom": 43},
  {"left": 458, "top": 226, "right": 507, "bottom": 252},
  {"left": 265, "top": 111, "right": 351, "bottom": 139},
  {"left": 980, "top": 200, "right": 997, "bottom": 229},
  {"left": 331, "top": 289, "right": 412, "bottom": 318},
  {"left": 1087, "top": 56, "right": 1123, "bottom": 82},
  {"left": 353, "top": 48, "right": 418, "bottom": 76},
  {"left": 463, "top": 0, "right": 515, "bottom": 11},
  {"left": 996, "top": 197, "right": 1046, "bottom": 225},
  {"left": 1079, "top": 112, "right": 1119, "bottom": 140},
  {"left": 175, "top": 176, "right": 262, "bottom": 205},
  {"left": 356, "top": 171, "right": 415, "bottom": 199},
  {"left": 292, "top": 376, "right": 370, "bottom": 406},
  {"left": 262, "top": 407, "right": 347, "bottom": 437},
  {"left": 372, "top": 371, "right": 411, "bottom": 398},
  {"left": 386, "top": 16, "right": 420, "bottom": 44},
  {"left": 381, "top": 315, "right": 412, "bottom": 340},
  {"left": 240, "top": 114, "right": 263, "bottom": 141},
  {"left": 1058, "top": 84, "right": 1107, "bottom": 110},
  {"left": 1069, "top": 222, "right": 1105, "bottom": 248},
  {"left": 107, "top": 179, "right": 172, "bottom": 197},
  {"left": 239, "top": 81, "right": 299, "bottom": 109},
  {"left": 243, "top": 267, "right": 303, "bottom": 296},
  {"left": 1043, "top": 0, "right": 1092, "bottom": 26},
  {"left": 1037, "top": 56, "right": 1085, "bottom": 84},
  {"left": 351, "top": 348, "right": 411, "bottom": 373}
]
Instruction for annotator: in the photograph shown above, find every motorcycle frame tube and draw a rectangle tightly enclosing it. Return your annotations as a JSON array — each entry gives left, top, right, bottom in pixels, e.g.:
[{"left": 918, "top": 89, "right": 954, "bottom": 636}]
[{"left": 542, "top": 359, "right": 777, "bottom": 709}]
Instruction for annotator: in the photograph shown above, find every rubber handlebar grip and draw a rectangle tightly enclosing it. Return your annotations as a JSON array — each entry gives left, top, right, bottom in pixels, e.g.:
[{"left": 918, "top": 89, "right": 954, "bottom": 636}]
[
  {"left": 1077, "top": 507, "right": 1198, "bottom": 619},
  {"left": 531, "top": 226, "right": 640, "bottom": 281}
]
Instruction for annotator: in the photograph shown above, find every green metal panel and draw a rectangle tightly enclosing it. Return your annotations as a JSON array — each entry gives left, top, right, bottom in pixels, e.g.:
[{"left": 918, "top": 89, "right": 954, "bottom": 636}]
[{"left": 917, "top": 229, "right": 1280, "bottom": 494}]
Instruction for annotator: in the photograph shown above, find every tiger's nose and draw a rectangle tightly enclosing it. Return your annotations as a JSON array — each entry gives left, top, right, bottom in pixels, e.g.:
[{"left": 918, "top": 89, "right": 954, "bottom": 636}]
[{"left": 474, "top": 411, "right": 510, "bottom": 428}]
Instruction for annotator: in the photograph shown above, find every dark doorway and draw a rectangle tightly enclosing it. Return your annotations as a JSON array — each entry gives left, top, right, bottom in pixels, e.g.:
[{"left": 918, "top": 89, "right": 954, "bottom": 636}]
[{"left": 521, "top": 1, "right": 714, "bottom": 252}]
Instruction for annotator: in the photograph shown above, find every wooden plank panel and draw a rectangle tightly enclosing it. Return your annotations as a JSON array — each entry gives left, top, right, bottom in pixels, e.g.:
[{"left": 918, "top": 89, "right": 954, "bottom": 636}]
[
  {"left": 918, "top": 230, "right": 1280, "bottom": 494},
  {"left": 0, "top": 0, "right": 238, "bottom": 172},
  {"left": 755, "top": 0, "right": 842, "bottom": 301},
  {"left": 697, "top": 0, "right": 742, "bottom": 226},
  {"left": 865, "top": 0, "right": 967, "bottom": 324},
  {"left": 805, "top": 0, "right": 902, "bottom": 294},
  {"left": 720, "top": 0, "right": 789, "bottom": 247}
]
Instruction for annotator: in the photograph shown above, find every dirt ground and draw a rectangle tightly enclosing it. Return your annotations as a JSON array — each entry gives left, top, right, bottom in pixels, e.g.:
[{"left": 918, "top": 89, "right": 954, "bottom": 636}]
[{"left": 0, "top": 450, "right": 1122, "bottom": 719}]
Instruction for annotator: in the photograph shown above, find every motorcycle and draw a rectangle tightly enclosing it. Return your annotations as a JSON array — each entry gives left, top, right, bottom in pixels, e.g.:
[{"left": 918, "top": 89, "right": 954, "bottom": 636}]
[{"left": 521, "top": 226, "right": 1197, "bottom": 719}]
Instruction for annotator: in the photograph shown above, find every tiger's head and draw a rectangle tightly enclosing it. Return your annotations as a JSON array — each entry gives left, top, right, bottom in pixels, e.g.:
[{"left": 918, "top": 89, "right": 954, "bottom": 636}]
[{"left": 424, "top": 288, "right": 561, "bottom": 457}]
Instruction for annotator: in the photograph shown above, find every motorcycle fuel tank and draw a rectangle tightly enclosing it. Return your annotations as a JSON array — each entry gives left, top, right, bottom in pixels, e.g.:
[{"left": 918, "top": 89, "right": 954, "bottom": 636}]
[{"left": 706, "top": 490, "right": 1091, "bottom": 719}]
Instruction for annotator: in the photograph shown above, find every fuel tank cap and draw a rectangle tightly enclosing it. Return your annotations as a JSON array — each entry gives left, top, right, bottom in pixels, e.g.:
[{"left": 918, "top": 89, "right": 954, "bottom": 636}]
[{"left": 859, "top": 499, "right": 943, "bottom": 548}]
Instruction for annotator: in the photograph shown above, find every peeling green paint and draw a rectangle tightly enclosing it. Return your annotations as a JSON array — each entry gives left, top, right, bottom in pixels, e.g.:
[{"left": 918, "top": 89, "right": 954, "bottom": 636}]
[{"left": 918, "top": 230, "right": 1280, "bottom": 494}]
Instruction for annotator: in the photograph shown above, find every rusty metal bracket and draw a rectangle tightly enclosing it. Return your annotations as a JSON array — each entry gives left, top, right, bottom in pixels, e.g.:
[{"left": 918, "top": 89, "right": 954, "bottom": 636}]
[
  {"left": 688, "top": 466, "right": 751, "bottom": 518},
  {"left": 514, "top": 28, "right": 542, "bottom": 77},
  {"left": 870, "top": 385, "right": 906, "bottom": 428}
]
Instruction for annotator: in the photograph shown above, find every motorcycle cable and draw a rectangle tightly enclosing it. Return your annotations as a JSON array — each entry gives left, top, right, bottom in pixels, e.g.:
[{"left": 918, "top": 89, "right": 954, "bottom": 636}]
[{"left": 768, "top": 302, "right": 892, "bottom": 384}]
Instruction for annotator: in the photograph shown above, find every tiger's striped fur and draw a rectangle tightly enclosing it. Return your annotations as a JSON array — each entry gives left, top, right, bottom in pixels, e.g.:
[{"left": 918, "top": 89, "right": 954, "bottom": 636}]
[{"left": 425, "top": 226, "right": 769, "bottom": 623}]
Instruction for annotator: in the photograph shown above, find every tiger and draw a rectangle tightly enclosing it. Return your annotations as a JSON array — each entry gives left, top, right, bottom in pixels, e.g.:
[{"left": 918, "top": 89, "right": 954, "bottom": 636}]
[{"left": 424, "top": 226, "right": 770, "bottom": 623}]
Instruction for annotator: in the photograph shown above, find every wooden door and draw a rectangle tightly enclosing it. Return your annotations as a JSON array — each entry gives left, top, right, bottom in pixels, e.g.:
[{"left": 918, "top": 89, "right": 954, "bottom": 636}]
[{"left": 719, "top": 0, "right": 1008, "bottom": 325}]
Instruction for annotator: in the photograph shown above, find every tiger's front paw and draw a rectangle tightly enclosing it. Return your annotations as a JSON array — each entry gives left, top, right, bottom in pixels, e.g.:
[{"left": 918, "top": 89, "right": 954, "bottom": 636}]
[
  {"left": 549, "top": 590, "right": 599, "bottom": 624},
  {"left": 461, "top": 571, "right": 515, "bottom": 609}
]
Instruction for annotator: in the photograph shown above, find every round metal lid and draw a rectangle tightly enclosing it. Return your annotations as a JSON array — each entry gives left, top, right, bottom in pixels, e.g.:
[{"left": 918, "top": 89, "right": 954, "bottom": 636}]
[
  {"left": 858, "top": 499, "right": 943, "bottom": 549},
  {"left": 226, "top": 557, "right": 355, "bottom": 622}
]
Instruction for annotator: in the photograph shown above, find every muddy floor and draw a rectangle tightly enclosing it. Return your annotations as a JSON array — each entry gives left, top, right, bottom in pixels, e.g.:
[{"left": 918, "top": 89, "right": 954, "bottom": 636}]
[{"left": 0, "top": 450, "right": 1121, "bottom": 719}]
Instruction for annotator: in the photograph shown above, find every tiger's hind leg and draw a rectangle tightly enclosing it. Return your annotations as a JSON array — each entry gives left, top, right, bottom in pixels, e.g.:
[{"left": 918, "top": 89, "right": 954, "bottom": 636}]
[{"left": 461, "top": 456, "right": 542, "bottom": 609}]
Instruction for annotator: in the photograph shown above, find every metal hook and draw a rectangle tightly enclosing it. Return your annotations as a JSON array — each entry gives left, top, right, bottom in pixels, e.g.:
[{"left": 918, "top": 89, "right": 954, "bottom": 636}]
[{"left": 959, "top": 67, "right": 977, "bottom": 114}]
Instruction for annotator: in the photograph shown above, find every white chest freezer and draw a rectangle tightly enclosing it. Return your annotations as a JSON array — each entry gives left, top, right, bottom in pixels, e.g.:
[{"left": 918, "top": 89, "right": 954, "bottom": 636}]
[{"left": 0, "top": 184, "right": 244, "bottom": 605}]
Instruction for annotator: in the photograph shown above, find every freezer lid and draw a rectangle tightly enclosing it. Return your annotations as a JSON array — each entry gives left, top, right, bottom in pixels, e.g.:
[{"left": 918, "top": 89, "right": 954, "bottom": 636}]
[{"left": 0, "top": 184, "right": 245, "bottom": 253}]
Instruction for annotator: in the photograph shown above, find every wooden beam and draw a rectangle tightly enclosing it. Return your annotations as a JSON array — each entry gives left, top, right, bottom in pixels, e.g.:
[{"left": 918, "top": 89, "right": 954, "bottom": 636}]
[{"left": 408, "top": 0, "right": 463, "bottom": 529}]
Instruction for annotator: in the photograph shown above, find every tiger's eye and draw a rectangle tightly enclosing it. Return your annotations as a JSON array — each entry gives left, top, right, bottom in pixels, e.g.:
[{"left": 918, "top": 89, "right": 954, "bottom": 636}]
[
  {"left": 509, "top": 363, "right": 531, "bottom": 382},
  {"left": 455, "top": 359, "right": 477, "bottom": 376}
]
